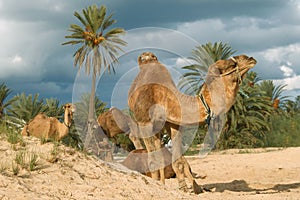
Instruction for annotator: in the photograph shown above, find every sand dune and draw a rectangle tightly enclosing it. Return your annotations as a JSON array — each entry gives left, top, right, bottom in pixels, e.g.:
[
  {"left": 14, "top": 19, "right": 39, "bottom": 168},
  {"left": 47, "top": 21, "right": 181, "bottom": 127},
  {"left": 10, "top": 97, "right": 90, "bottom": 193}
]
[{"left": 0, "top": 136, "right": 299, "bottom": 200}]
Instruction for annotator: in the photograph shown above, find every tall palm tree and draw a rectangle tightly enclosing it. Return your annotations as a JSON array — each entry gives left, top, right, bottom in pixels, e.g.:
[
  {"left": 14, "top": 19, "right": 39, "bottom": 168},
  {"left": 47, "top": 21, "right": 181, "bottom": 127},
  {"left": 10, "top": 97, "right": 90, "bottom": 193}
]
[
  {"left": 62, "top": 5, "right": 127, "bottom": 148},
  {"left": 0, "top": 83, "right": 13, "bottom": 120},
  {"left": 178, "top": 42, "right": 236, "bottom": 95}
]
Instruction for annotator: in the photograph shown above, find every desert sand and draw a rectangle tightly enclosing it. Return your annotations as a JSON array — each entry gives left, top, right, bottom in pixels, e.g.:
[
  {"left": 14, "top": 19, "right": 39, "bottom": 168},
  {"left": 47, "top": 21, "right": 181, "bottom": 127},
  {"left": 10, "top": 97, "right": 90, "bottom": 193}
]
[{"left": 0, "top": 136, "right": 299, "bottom": 200}]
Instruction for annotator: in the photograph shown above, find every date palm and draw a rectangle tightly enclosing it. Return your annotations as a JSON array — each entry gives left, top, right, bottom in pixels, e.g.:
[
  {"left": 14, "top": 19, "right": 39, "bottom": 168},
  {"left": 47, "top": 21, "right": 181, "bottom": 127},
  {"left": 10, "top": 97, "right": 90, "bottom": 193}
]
[
  {"left": 44, "top": 98, "right": 64, "bottom": 118},
  {"left": 62, "top": 5, "right": 127, "bottom": 148},
  {"left": 6, "top": 93, "right": 47, "bottom": 128},
  {"left": 218, "top": 72, "right": 273, "bottom": 148},
  {"left": 258, "top": 80, "right": 289, "bottom": 109}
]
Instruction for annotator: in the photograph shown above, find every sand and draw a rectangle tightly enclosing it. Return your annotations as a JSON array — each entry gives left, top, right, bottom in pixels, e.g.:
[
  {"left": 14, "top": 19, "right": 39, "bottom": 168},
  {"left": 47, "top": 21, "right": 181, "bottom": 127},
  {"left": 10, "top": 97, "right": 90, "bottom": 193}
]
[{"left": 0, "top": 136, "right": 299, "bottom": 200}]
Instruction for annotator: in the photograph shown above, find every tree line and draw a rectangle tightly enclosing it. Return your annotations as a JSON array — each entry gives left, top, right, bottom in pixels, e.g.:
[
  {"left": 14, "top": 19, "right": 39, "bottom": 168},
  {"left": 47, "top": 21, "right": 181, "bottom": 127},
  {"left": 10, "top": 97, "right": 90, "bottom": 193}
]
[{"left": 1, "top": 4, "right": 299, "bottom": 151}]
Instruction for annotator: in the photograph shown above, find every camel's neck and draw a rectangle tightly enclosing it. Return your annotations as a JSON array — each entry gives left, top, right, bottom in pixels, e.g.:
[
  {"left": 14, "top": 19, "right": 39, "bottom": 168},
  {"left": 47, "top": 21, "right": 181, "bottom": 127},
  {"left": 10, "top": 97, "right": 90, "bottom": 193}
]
[
  {"left": 166, "top": 80, "right": 240, "bottom": 125},
  {"left": 64, "top": 111, "right": 71, "bottom": 127},
  {"left": 165, "top": 89, "right": 208, "bottom": 125},
  {"left": 200, "top": 80, "right": 239, "bottom": 115},
  {"left": 60, "top": 111, "right": 71, "bottom": 138}
]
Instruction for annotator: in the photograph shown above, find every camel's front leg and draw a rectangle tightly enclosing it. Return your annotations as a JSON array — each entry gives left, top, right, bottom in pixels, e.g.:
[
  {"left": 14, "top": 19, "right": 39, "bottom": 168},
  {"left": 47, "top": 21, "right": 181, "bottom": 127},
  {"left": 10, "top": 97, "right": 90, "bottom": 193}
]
[
  {"left": 153, "top": 133, "right": 165, "bottom": 184},
  {"left": 143, "top": 136, "right": 159, "bottom": 180},
  {"left": 129, "top": 134, "right": 144, "bottom": 150},
  {"left": 128, "top": 119, "right": 144, "bottom": 149},
  {"left": 143, "top": 134, "right": 165, "bottom": 184}
]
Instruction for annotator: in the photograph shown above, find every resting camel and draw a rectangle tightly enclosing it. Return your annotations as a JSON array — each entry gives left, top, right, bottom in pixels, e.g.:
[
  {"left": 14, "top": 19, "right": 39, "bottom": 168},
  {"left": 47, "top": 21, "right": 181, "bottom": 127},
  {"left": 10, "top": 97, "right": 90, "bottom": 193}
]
[
  {"left": 21, "top": 103, "right": 75, "bottom": 141},
  {"left": 121, "top": 148, "right": 175, "bottom": 178},
  {"left": 128, "top": 52, "right": 257, "bottom": 193}
]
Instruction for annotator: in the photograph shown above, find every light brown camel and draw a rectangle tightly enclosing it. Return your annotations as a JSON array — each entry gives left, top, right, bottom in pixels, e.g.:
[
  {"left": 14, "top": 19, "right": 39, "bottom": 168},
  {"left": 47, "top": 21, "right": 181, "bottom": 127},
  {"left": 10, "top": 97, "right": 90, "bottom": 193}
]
[
  {"left": 128, "top": 52, "right": 257, "bottom": 193},
  {"left": 21, "top": 103, "right": 75, "bottom": 141},
  {"left": 97, "top": 107, "right": 144, "bottom": 149}
]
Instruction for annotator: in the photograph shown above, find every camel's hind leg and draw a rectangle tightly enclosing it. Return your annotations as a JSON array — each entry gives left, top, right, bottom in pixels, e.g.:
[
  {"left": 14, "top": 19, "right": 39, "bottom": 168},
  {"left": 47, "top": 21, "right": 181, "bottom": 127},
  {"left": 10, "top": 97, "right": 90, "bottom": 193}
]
[{"left": 170, "top": 125, "right": 202, "bottom": 193}]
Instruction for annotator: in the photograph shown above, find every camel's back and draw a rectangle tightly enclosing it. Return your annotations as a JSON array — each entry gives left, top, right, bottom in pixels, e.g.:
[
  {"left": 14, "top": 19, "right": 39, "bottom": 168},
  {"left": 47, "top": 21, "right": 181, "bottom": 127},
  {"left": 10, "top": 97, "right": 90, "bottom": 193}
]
[
  {"left": 128, "top": 63, "right": 176, "bottom": 97},
  {"left": 128, "top": 62, "right": 204, "bottom": 125},
  {"left": 26, "top": 113, "right": 51, "bottom": 139}
]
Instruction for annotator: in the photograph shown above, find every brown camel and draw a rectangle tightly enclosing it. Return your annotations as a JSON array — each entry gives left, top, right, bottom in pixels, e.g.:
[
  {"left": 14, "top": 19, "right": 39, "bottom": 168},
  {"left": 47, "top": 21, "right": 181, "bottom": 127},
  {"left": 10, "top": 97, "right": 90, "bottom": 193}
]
[
  {"left": 21, "top": 103, "right": 75, "bottom": 141},
  {"left": 121, "top": 148, "right": 175, "bottom": 179},
  {"left": 128, "top": 52, "right": 257, "bottom": 193},
  {"left": 97, "top": 107, "right": 144, "bottom": 149},
  {"left": 122, "top": 148, "right": 203, "bottom": 180}
]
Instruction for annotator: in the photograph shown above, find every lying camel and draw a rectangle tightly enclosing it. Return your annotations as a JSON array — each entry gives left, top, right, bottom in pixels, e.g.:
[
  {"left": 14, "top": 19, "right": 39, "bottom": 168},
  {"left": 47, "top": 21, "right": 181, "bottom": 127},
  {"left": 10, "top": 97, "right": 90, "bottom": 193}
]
[
  {"left": 128, "top": 52, "right": 256, "bottom": 193},
  {"left": 121, "top": 148, "right": 175, "bottom": 179},
  {"left": 21, "top": 103, "right": 75, "bottom": 141},
  {"left": 122, "top": 149, "right": 203, "bottom": 180}
]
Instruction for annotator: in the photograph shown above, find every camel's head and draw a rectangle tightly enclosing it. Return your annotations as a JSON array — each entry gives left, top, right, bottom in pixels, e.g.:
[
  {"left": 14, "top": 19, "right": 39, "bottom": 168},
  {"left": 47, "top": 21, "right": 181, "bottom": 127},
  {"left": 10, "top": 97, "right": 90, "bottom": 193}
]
[
  {"left": 63, "top": 103, "right": 76, "bottom": 125},
  {"left": 138, "top": 52, "right": 158, "bottom": 66},
  {"left": 204, "top": 55, "right": 257, "bottom": 113},
  {"left": 213, "top": 54, "right": 257, "bottom": 83}
]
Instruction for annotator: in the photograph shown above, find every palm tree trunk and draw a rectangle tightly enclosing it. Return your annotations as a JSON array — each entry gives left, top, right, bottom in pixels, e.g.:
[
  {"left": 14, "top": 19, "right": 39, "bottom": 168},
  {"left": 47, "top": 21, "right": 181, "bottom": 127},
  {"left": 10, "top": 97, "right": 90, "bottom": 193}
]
[{"left": 84, "top": 68, "right": 97, "bottom": 149}]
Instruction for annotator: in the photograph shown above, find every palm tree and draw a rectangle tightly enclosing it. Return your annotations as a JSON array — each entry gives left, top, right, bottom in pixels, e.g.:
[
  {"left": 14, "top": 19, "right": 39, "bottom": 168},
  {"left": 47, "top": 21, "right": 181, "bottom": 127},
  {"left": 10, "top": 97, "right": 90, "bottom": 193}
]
[
  {"left": 44, "top": 98, "right": 64, "bottom": 118},
  {"left": 0, "top": 83, "right": 13, "bottom": 120},
  {"left": 62, "top": 5, "right": 127, "bottom": 148},
  {"left": 178, "top": 42, "right": 236, "bottom": 95},
  {"left": 74, "top": 93, "right": 108, "bottom": 129},
  {"left": 258, "top": 80, "right": 289, "bottom": 109},
  {"left": 6, "top": 93, "right": 47, "bottom": 128},
  {"left": 218, "top": 72, "right": 273, "bottom": 149}
]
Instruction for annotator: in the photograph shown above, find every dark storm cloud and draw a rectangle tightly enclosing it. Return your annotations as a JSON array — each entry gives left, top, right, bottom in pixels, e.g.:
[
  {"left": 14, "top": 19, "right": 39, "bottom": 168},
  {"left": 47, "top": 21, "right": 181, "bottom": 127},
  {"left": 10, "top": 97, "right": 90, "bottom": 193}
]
[{"left": 0, "top": 0, "right": 299, "bottom": 104}]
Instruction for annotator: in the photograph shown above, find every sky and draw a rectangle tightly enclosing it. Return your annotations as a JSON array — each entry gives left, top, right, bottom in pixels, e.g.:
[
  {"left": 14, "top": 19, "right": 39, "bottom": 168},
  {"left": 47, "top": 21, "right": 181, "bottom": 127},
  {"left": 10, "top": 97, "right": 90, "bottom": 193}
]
[{"left": 1, "top": 0, "right": 300, "bottom": 109}]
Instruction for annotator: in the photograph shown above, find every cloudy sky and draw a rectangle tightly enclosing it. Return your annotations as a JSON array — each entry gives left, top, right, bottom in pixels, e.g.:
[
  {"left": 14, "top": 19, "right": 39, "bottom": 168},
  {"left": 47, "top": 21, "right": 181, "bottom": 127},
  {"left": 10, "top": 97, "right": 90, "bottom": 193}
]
[{"left": 1, "top": 0, "right": 300, "bottom": 108}]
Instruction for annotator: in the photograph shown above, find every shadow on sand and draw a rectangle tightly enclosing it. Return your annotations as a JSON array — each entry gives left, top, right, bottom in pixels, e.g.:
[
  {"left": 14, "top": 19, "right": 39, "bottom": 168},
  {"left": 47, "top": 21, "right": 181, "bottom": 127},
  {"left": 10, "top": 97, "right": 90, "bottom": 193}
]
[{"left": 202, "top": 180, "right": 300, "bottom": 194}]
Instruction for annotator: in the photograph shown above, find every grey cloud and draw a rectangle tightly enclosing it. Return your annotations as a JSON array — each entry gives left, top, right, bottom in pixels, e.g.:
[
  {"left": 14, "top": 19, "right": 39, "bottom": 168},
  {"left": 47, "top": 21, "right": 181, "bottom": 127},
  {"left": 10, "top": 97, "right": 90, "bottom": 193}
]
[{"left": 1, "top": 0, "right": 299, "bottom": 105}]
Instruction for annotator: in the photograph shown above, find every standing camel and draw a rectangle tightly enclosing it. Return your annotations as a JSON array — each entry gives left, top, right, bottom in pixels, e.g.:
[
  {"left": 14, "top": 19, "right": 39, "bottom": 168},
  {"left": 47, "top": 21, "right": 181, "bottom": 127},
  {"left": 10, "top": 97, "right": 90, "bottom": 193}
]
[
  {"left": 128, "top": 52, "right": 256, "bottom": 193},
  {"left": 21, "top": 103, "right": 75, "bottom": 141}
]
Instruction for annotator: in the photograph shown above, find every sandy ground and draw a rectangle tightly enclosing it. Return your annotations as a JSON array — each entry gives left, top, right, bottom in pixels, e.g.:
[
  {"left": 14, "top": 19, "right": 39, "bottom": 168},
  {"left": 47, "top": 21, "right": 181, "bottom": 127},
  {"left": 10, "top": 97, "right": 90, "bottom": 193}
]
[{"left": 0, "top": 136, "right": 299, "bottom": 200}]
